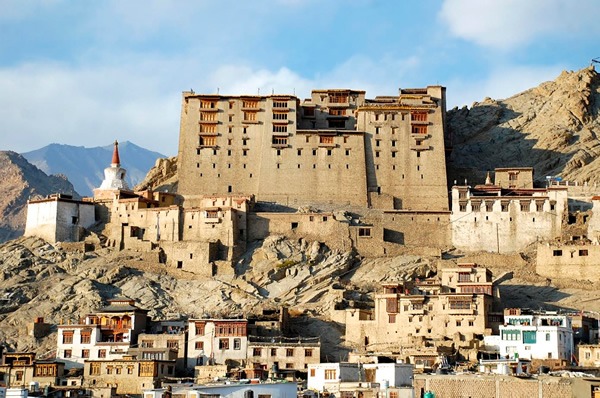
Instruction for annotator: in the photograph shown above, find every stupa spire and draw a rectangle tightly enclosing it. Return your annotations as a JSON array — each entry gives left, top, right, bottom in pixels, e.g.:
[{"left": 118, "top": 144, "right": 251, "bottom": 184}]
[{"left": 111, "top": 140, "right": 121, "bottom": 167}]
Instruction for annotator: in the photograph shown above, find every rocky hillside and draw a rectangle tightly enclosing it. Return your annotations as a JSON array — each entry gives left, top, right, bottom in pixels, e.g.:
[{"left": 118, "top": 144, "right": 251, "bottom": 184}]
[
  {"left": 1, "top": 236, "right": 598, "bottom": 361},
  {"left": 448, "top": 65, "right": 600, "bottom": 185},
  {"left": 0, "top": 151, "right": 77, "bottom": 242},
  {"left": 0, "top": 235, "right": 439, "bottom": 359}
]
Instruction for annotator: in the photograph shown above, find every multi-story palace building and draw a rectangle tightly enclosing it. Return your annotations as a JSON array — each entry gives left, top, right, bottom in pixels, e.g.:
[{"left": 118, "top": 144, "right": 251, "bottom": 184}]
[{"left": 177, "top": 87, "right": 449, "bottom": 212}]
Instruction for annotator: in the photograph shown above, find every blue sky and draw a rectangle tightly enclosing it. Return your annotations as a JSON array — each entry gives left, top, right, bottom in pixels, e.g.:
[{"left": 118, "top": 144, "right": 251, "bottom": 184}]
[{"left": 0, "top": 0, "right": 598, "bottom": 157}]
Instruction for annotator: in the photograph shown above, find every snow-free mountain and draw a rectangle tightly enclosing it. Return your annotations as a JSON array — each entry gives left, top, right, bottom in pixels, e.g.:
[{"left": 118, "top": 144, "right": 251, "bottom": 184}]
[{"left": 22, "top": 141, "right": 165, "bottom": 197}]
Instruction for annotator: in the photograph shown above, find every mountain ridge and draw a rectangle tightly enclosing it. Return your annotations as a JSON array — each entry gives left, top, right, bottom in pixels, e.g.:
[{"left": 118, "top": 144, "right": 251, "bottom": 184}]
[{"left": 22, "top": 141, "right": 165, "bottom": 197}]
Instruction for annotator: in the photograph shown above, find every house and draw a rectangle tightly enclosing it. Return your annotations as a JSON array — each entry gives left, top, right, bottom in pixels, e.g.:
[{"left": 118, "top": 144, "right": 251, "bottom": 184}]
[
  {"left": 84, "top": 357, "right": 175, "bottom": 396},
  {"left": 0, "top": 353, "right": 65, "bottom": 389},
  {"left": 56, "top": 298, "right": 148, "bottom": 368},
  {"left": 484, "top": 309, "right": 574, "bottom": 363},
  {"left": 246, "top": 336, "right": 321, "bottom": 378},
  {"left": 450, "top": 168, "right": 567, "bottom": 253},
  {"left": 24, "top": 194, "right": 95, "bottom": 243},
  {"left": 307, "top": 362, "right": 414, "bottom": 398},
  {"left": 345, "top": 263, "right": 502, "bottom": 361},
  {"left": 186, "top": 319, "right": 248, "bottom": 368}
]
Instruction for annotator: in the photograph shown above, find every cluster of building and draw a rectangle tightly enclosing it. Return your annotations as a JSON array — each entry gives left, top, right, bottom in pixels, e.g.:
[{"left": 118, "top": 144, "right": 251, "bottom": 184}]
[{"left": 17, "top": 85, "right": 600, "bottom": 397}]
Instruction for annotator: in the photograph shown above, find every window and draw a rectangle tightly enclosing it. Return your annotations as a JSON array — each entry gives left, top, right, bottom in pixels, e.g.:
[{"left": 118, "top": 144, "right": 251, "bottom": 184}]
[
  {"left": 303, "top": 107, "right": 315, "bottom": 117},
  {"left": 200, "top": 112, "right": 217, "bottom": 121},
  {"left": 90, "top": 363, "right": 101, "bottom": 376},
  {"left": 329, "top": 93, "right": 348, "bottom": 103},
  {"left": 523, "top": 331, "right": 537, "bottom": 344},
  {"left": 450, "top": 300, "right": 471, "bottom": 310},
  {"left": 199, "top": 124, "right": 217, "bottom": 133},
  {"left": 234, "top": 338, "right": 241, "bottom": 350},
  {"left": 546, "top": 333, "right": 551, "bottom": 341},
  {"left": 219, "top": 338, "right": 229, "bottom": 349},
  {"left": 141, "top": 340, "right": 154, "bottom": 348},
  {"left": 319, "top": 135, "right": 334, "bottom": 145},
  {"left": 273, "top": 100, "right": 287, "bottom": 108},
  {"left": 411, "top": 112, "right": 427, "bottom": 122},
  {"left": 324, "top": 369, "right": 336, "bottom": 380},
  {"left": 412, "top": 125, "right": 427, "bottom": 134},
  {"left": 64, "top": 349, "right": 72, "bottom": 358},
  {"left": 244, "top": 112, "right": 257, "bottom": 122},
  {"left": 272, "top": 136, "right": 288, "bottom": 146},
  {"left": 329, "top": 108, "right": 346, "bottom": 116},
  {"left": 98, "top": 349, "right": 106, "bottom": 358},
  {"left": 388, "top": 314, "right": 396, "bottom": 323},
  {"left": 509, "top": 173, "right": 518, "bottom": 181},
  {"left": 15, "top": 371, "right": 23, "bottom": 382},
  {"left": 520, "top": 202, "right": 530, "bottom": 212},
  {"left": 501, "top": 202, "right": 509, "bottom": 212},
  {"left": 273, "top": 112, "right": 288, "bottom": 120},
  {"left": 286, "top": 348, "right": 294, "bottom": 357},
  {"left": 81, "top": 331, "right": 91, "bottom": 344},
  {"left": 243, "top": 100, "right": 258, "bottom": 108},
  {"left": 270, "top": 348, "right": 277, "bottom": 356},
  {"left": 115, "top": 366, "right": 122, "bottom": 375},
  {"left": 468, "top": 321, "right": 474, "bottom": 327},
  {"left": 62, "top": 331, "right": 74, "bottom": 344},
  {"left": 310, "top": 369, "right": 316, "bottom": 377},
  {"left": 253, "top": 348, "right": 262, "bottom": 356},
  {"left": 195, "top": 341, "right": 204, "bottom": 350},
  {"left": 200, "top": 136, "right": 217, "bottom": 146},
  {"left": 82, "top": 349, "right": 90, "bottom": 358},
  {"left": 386, "top": 297, "right": 398, "bottom": 313},
  {"left": 127, "top": 365, "right": 134, "bottom": 375},
  {"left": 358, "top": 227, "right": 372, "bottom": 237},
  {"left": 200, "top": 100, "right": 217, "bottom": 109},
  {"left": 553, "top": 250, "right": 563, "bottom": 257},
  {"left": 167, "top": 340, "right": 179, "bottom": 350},
  {"left": 305, "top": 349, "right": 313, "bottom": 357},
  {"left": 579, "top": 249, "right": 589, "bottom": 256}
]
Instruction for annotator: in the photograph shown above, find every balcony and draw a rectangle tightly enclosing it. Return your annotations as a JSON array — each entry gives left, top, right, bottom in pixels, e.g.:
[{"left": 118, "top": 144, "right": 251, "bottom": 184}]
[
  {"left": 410, "top": 120, "right": 429, "bottom": 125},
  {"left": 411, "top": 133, "right": 431, "bottom": 140},
  {"left": 410, "top": 145, "right": 431, "bottom": 151}
]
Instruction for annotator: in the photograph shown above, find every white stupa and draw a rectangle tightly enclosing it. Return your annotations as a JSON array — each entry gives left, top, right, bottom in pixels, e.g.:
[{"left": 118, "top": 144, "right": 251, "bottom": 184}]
[{"left": 98, "top": 140, "right": 129, "bottom": 190}]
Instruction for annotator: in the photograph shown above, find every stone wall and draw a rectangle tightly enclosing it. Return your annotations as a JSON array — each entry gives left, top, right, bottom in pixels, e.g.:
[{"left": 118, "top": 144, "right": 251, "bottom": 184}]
[
  {"left": 536, "top": 243, "right": 600, "bottom": 280},
  {"left": 414, "top": 374, "right": 579, "bottom": 398}
]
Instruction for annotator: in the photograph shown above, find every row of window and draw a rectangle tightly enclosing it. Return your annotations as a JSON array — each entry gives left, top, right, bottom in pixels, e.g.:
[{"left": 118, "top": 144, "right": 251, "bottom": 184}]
[
  {"left": 63, "top": 349, "right": 106, "bottom": 358},
  {"left": 200, "top": 100, "right": 288, "bottom": 109},
  {"left": 552, "top": 249, "right": 589, "bottom": 257},
  {"left": 250, "top": 348, "right": 313, "bottom": 357},
  {"left": 458, "top": 202, "right": 553, "bottom": 212}
]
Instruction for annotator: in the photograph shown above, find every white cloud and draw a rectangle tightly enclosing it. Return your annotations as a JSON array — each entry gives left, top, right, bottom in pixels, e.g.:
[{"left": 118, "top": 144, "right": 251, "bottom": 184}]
[
  {"left": 0, "top": 49, "right": 425, "bottom": 156},
  {"left": 439, "top": 0, "right": 600, "bottom": 50},
  {"left": 445, "top": 64, "right": 566, "bottom": 108}
]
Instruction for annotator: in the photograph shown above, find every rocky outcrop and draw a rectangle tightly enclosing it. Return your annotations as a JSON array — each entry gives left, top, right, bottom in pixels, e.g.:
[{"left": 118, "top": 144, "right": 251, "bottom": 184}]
[
  {"left": 448, "top": 66, "right": 600, "bottom": 185},
  {"left": 0, "top": 152, "right": 77, "bottom": 242},
  {"left": 134, "top": 156, "right": 178, "bottom": 192}
]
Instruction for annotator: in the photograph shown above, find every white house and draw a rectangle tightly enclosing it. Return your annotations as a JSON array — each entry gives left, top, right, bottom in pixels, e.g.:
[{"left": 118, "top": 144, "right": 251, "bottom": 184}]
[
  {"left": 491, "top": 309, "right": 574, "bottom": 361},
  {"left": 25, "top": 194, "right": 95, "bottom": 243},
  {"left": 307, "top": 363, "right": 363, "bottom": 393},
  {"left": 187, "top": 319, "right": 248, "bottom": 368}
]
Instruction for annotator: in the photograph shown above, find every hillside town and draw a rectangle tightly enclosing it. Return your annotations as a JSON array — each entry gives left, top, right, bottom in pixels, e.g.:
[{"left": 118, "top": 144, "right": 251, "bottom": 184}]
[{"left": 4, "top": 77, "right": 600, "bottom": 398}]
